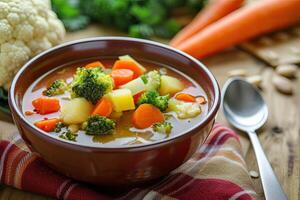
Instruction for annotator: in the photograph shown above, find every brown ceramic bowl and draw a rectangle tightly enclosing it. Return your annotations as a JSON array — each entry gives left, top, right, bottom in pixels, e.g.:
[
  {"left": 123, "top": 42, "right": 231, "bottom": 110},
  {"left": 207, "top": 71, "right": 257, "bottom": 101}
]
[{"left": 9, "top": 37, "right": 220, "bottom": 187}]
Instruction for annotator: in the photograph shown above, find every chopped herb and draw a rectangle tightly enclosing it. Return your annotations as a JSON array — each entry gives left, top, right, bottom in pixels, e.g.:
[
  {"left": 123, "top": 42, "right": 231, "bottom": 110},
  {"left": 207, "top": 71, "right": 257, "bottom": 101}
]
[
  {"left": 59, "top": 129, "right": 78, "bottom": 141},
  {"left": 54, "top": 122, "right": 66, "bottom": 133}
]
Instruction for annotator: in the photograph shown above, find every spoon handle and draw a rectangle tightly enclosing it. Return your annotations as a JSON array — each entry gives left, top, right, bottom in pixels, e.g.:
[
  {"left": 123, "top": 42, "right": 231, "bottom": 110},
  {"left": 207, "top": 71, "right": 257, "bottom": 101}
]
[{"left": 248, "top": 131, "right": 287, "bottom": 200}]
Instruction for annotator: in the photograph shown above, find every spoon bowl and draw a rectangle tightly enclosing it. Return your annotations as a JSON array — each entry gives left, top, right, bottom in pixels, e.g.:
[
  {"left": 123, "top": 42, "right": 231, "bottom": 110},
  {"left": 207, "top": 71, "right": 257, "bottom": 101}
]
[{"left": 222, "top": 78, "right": 268, "bottom": 131}]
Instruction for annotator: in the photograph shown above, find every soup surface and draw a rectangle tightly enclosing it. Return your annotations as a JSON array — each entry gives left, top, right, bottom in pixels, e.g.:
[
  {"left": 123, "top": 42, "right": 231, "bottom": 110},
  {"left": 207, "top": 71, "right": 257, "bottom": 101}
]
[{"left": 23, "top": 56, "right": 208, "bottom": 147}]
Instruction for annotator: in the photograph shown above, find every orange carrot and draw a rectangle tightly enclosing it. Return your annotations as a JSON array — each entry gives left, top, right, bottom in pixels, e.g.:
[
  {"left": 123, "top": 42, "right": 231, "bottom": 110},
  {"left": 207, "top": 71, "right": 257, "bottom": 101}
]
[
  {"left": 170, "top": 0, "right": 244, "bottom": 47},
  {"left": 32, "top": 97, "right": 60, "bottom": 115},
  {"left": 111, "top": 69, "right": 134, "bottom": 87},
  {"left": 92, "top": 97, "right": 113, "bottom": 117},
  {"left": 85, "top": 61, "right": 104, "bottom": 69},
  {"left": 132, "top": 104, "right": 164, "bottom": 129},
  {"left": 34, "top": 118, "right": 60, "bottom": 132},
  {"left": 176, "top": 0, "right": 300, "bottom": 59},
  {"left": 113, "top": 60, "right": 143, "bottom": 79},
  {"left": 175, "top": 93, "right": 196, "bottom": 102}
]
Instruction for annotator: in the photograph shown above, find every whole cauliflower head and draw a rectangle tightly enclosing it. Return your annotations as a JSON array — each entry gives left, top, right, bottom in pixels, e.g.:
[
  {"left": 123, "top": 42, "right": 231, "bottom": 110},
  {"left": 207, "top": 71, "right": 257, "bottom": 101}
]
[{"left": 0, "top": 0, "right": 65, "bottom": 89}]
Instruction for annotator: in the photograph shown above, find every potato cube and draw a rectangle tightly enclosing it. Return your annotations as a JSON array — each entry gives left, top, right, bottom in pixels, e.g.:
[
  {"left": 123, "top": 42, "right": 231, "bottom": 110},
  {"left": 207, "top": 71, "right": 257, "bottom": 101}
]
[
  {"left": 108, "top": 89, "right": 135, "bottom": 112},
  {"left": 160, "top": 75, "right": 184, "bottom": 95},
  {"left": 61, "top": 98, "right": 93, "bottom": 124}
]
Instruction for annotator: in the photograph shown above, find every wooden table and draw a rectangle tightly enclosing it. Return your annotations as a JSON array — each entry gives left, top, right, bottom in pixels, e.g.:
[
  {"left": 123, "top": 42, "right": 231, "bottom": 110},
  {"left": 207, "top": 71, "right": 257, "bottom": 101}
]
[{"left": 0, "top": 25, "right": 299, "bottom": 200}]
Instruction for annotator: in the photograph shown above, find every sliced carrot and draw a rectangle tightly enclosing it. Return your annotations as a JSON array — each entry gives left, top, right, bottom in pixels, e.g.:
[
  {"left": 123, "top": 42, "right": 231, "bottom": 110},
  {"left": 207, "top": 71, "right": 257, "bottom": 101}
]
[
  {"left": 32, "top": 97, "right": 60, "bottom": 115},
  {"left": 85, "top": 61, "right": 104, "bottom": 69},
  {"left": 175, "top": 93, "right": 196, "bottom": 102},
  {"left": 113, "top": 60, "right": 144, "bottom": 79},
  {"left": 132, "top": 104, "right": 164, "bottom": 129},
  {"left": 170, "top": 0, "right": 244, "bottom": 46},
  {"left": 176, "top": 0, "right": 300, "bottom": 59},
  {"left": 133, "top": 92, "right": 144, "bottom": 104},
  {"left": 92, "top": 97, "right": 113, "bottom": 117},
  {"left": 34, "top": 118, "right": 60, "bottom": 132},
  {"left": 111, "top": 69, "right": 134, "bottom": 87}
]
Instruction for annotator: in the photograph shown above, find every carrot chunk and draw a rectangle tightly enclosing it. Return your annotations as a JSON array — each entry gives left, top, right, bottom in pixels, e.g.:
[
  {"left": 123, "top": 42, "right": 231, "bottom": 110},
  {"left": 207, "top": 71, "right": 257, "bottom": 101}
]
[
  {"left": 92, "top": 97, "right": 113, "bottom": 117},
  {"left": 34, "top": 118, "right": 60, "bottom": 132},
  {"left": 85, "top": 61, "right": 104, "bottom": 69},
  {"left": 113, "top": 60, "right": 143, "bottom": 79},
  {"left": 175, "top": 93, "right": 196, "bottom": 102},
  {"left": 132, "top": 104, "right": 164, "bottom": 129},
  {"left": 32, "top": 97, "right": 60, "bottom": 115},
  {"left": 111, "top": 69, "right": 134, "bottom": 87}
]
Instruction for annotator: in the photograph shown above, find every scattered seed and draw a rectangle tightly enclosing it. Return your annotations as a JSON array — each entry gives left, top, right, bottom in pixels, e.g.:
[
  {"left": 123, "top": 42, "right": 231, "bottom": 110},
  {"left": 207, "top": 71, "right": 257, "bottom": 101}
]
[
  {"left": 246, "top": 75, "right": 262, "bottom": 88},
  {"left": 249, "top": 170, "right": 259, "bottom": 178},
  {"left": 272, "top": 74, "right": 294, "bottom": 94},
  {"left": 289, "top": 47, "right": 300, "bottom": 55},
  {"left": 272, "top": 126, "right": 283, "bottom": 134},
  {"left": 227, "top": 69, "right": 247, "bottom": 77},
  {"left": 276, "top": 64, "right": 298, "bottom": 79},
  {"left": 25, "top": 111, "right": 34, "bottom": 116},
  {"left": 263, "top": 50, "right": 278, "bottom": 62}
]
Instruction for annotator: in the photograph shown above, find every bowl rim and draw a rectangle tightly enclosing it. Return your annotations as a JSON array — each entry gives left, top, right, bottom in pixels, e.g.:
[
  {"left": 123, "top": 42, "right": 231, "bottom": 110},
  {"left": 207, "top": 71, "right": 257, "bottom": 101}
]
[{"left": 9, "top": 37, "right": 220, "bottom": 150}]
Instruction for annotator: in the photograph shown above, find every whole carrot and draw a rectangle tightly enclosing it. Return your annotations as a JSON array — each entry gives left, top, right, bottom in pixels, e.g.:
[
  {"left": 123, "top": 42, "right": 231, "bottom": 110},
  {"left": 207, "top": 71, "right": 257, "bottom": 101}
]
[
  {"left": 170, "top": 0, "right": 244, "bottom": 47},
  {"left": 176, "top": 0, "right": 300, "bottom": 59}
]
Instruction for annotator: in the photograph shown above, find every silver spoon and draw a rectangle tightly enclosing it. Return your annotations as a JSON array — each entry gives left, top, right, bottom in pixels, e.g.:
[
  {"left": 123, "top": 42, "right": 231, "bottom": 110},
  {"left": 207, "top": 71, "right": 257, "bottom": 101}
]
[{"left": 222, "top": 78, "right": 287, "bottom": 200}]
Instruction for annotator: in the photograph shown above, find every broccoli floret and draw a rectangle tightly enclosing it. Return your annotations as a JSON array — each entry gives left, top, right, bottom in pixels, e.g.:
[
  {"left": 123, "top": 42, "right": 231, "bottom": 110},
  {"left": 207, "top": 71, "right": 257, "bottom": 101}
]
[
  {"left": 141, "top": 70, "right": 161, "bottom": 91},
  {"left": 59, "top": 129, "right": 78, "bottom": 141},
  {"left": 137, "top": 91, "right": 169, "bottom": 111},
  {"left": 153, "top": 121, "right": 173, "bottom": 134},
  {"left": 54, "top": 122, "right": 77, "bottom": 141},
  {"left": 84, "top": 115, "right": 116, "bottom": 135},
  {"left": 70, "top": 67, "right": 113, "bottom": 104},
  {"left": 54, "top": 122, "right": 66, "bottom": 133},
  {"left": 43, "top": 79, "right": 67, "bottom": 97},
  {"left": 168, "top": 99, "right": 201, "bottom": 119}
]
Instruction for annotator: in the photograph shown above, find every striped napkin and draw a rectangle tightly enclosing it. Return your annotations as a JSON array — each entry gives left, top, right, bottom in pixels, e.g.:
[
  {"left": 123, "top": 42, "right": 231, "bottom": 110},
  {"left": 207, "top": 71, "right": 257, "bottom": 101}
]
[{"left": 0, "top": 123, "right": 257, "bottom": 200}]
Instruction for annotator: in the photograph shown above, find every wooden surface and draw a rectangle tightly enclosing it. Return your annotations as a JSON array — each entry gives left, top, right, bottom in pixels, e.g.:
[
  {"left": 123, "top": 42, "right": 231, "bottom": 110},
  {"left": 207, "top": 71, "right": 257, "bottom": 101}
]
[{"left": 0, "top": 25, "right": 299, "bottom": 200}]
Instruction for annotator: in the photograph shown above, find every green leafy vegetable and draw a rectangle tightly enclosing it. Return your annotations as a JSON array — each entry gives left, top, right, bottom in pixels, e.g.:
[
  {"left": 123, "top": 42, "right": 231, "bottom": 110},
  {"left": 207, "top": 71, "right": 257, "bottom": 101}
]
[
  {"left": 51, "top": 0, "right": 89, "bottom": 31},
  {"left": 51, "top": 0, "right": 207, "bottom": 38}
]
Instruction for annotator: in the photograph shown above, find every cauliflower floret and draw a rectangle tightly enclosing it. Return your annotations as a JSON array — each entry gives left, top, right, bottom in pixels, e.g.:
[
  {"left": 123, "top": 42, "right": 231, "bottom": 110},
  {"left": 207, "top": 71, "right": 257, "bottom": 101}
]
[
  {"left": 168, "top": 99, "right": 201, "bottom": 119},
  {"left": 0, "top": 0, "right": 65, "bottom": 90}
]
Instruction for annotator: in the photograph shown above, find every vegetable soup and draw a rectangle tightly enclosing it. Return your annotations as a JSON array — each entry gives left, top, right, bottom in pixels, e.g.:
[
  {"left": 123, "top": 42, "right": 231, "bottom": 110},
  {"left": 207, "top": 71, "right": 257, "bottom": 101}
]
[{"left": 23, "top": 55, "right": 208, "bottom": 146}]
